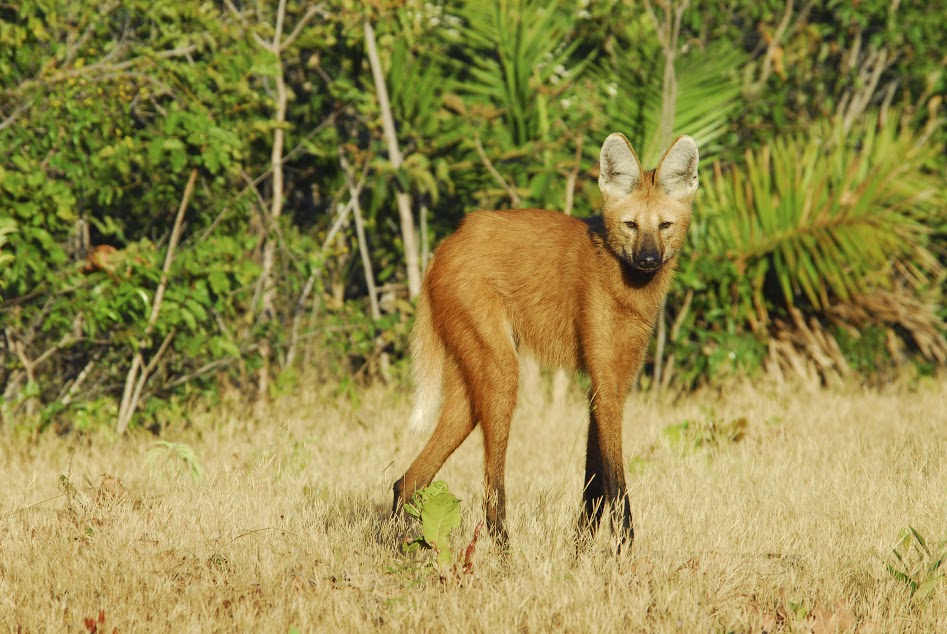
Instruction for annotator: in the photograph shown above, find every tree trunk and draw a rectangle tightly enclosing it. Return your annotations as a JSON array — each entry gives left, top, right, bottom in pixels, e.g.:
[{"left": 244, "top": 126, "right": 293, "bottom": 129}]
[{"left": 364, "top": 20, "right": 422, "bottom": 299}]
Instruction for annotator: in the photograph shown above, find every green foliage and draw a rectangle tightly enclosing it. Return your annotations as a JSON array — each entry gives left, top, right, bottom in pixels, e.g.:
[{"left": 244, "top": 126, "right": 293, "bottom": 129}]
[
  {"left": 1, "top": 0, "right": 944, "bottom": 434},
  {"left": 833, "top": 325, "right": 892, "bottom": 376},
  {"left": 0, "top": 0, "right": 273, "bottom": 432},
  {"left": 887, "top": 527, "right": 946, "bottom": 602},
  {"left": 662, "top": 410, "right": 749, "bottom": 452},
  {"left": 440, "top": 0, "right": 600, "bottom": 213},
  {"left": 450, "top": 0, "right": 592, "bottom": 147},
  {"left": 402, "top": 480, "right": 463, "bottom": 567}
]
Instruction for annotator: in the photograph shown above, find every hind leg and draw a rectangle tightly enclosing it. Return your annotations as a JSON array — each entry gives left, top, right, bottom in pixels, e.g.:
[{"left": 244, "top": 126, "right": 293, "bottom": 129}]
[
  {"left": 463, "top": 344, "right": 519, "bottom": 544},
  {"left": 393, "top": 358, "right": 474, "bottom": 513}
]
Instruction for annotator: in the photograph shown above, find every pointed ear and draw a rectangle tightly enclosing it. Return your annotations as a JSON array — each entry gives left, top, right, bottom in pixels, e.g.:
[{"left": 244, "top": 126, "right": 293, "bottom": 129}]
[
  {"left": 655, "top": 135, "right": 699, "bottom": 200},
  {"left": 599, "top": 133, "right": 642, "bottom": 200}
]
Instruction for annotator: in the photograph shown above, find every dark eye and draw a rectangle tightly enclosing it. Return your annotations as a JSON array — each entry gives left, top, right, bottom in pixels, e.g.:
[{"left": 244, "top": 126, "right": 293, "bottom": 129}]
[
  {"left": 624, "top": 221, "right": 638, "bottom": 230},
  {"left": 659, "top": 221, "right": 673, "bottom": 230}
]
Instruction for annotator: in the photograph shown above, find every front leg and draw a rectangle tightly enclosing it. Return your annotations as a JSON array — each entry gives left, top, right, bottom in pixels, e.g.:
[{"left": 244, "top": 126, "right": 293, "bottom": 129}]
[
  {"left": 577, "top": 407, "right": 606, "bottom": 542},
  {"left": 577, "top": 308, "right": 646, "bottom": 551},
  {"left": 589, "top": 387, "right": 634, "bottom": 548}
]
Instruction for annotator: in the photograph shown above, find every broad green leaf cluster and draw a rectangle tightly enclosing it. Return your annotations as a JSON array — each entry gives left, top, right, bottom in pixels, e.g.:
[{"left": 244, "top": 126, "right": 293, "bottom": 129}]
[{"left": 403, "top": 480, "right": 463, "bottom": 567}]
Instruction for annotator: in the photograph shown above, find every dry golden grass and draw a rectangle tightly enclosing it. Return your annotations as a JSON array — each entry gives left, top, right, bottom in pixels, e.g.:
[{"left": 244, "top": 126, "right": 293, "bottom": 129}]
[{"left": 2, "top": 377, "right": 946, "bottom": 633}]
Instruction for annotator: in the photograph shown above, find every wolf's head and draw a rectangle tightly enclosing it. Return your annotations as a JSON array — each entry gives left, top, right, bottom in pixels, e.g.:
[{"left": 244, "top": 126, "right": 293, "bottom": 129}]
[{"left": 598, "top": 133, "right": 699, "bottom": 273}]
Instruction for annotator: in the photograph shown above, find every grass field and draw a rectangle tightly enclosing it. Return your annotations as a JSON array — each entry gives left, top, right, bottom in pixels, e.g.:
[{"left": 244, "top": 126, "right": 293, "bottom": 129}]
[{"left": 2, "top": 377, "right": 946, "bottom": 633}]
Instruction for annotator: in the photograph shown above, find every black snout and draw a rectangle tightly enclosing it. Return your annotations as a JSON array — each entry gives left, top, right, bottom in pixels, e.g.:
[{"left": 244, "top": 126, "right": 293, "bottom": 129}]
[{"left": 634, "top": 249, "right": 661, "bottom": 271}]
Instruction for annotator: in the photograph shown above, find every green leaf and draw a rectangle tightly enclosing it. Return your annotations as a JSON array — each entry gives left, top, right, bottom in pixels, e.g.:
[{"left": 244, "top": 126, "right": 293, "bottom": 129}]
[
  {"left": 420, "top": 486, "right": 461, "bottom": 563},
  {"left": 913, "top": 577, "right": 940, "bottom": 602},
  {"left": 208, "top": 270, "right": 230, "bottom": 296},
  {"left": 403, "top": 481, "right": 462, "bottom": 565},
  {"left": 136, "top": 289, "right": 151, "bottom": 313},
  {"left": 162, "top": 138, "right": 186, "bottom": 151},
  {"left": 910, "top": 526, "right": 931, "bottom": 557}
]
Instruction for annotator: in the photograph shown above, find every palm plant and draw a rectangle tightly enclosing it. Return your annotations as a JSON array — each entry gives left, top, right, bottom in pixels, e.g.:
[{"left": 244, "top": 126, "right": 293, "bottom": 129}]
[
  {"left": 440, "top": 0, "right": 596, "bottom": 210},
  {"left": 702, "top": 113, "right": 942, "bottom": 313},
  {"left": 698, "top": 111, "right": 945, "bottom": 356},
  {"left": 598, "top": 38, "right": 746, "bottom": 167},
  {"left": 450, "top": 0, "right": 590, "bottom": 147}
]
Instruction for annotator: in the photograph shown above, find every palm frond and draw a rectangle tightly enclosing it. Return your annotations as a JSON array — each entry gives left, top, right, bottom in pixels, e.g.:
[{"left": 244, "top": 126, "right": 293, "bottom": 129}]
[
  {"left": 446, "top": 0, "right": 592, "bottom": 145},
  {"left": 700, "top": 112, "right": 945, "bottom": 322},
  {"left": 598, "top": 39, "right": 745, "bottom": 166},
  {"left": 642, "top": 43, "right": 746, "bottom": 165}
]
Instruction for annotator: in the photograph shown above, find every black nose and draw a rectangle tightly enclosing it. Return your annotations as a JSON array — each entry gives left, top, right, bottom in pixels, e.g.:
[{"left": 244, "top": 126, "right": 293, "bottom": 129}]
[{"left": 634, "top": 249, "right": 661, "bottom": 271}]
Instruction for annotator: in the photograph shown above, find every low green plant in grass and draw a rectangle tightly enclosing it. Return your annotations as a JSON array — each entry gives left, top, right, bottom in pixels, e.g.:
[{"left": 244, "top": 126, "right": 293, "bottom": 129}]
[
  {"left": 663, "top": 408, "right": 749, "bottom": 452},
  {"left": 887, "top": 526, "right": 946, "bottom": 602},
  {"left": 401, "top": 480, "right": 462, "bottom": 568},
  {"left": 146, "top": 441, "right": 204, "bottom": 481}
]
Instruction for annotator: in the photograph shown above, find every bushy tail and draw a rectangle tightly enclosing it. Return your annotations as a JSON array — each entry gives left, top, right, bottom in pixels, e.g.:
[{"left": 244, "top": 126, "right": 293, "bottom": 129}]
[{"left": 408, "top": 293, "right": 444, "bottom": 432}]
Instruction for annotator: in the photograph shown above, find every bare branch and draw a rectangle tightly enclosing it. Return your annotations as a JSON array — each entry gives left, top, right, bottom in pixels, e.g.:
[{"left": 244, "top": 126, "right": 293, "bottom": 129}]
[
  {"left": 474, "top": 133, "right": 521, "bottom": 208},
  {"left": 6, "top": 45, "right": 198, "bottom": 97},
  {"left": 32, "top": 333, "right": 77, "bottom": 369},
  {"left": 252, "top": 31, "right": 272, "bottom": 51},
  {"left": 223, "top": 0, "right": 248, "bottom": 24},
  {"left": 126, "top": 327, "right": 177, "bottom": 418},
  {"left": 642, "top": 0, "right": 665, "bottom": 43},
  {"left": 0, "top": 99, "right": 32, "bottom": 133},
  {"left": 272, "top": 0, "right": 288, "bottom": 49},
  {"left": 281, "top": 3, "right": 327, "bottom": 52},
  {"left": 364, "top": 19, "right": 422, "bottom": 298},
  {"left": 61, "top": 358, "right": 97, "bottom": 406},
  {"left": 7, "top": 329, "right": 36, "bottom": 383},
  {"left": 753, "top": 0, "right": 794, "bottom": 90},
  {"left": 339, "top": 148, "right": 381, "bottom": 320},
  {"left": 150, "top": 170, "right": 198, "bottom": 333},
  {"left": 117, "top": 170, "right": 198, "bottom": 434},
  {"left": 143, "top": 327, "right": 177, "bottom": 377},
  {"left": 558, "top": 135, "right": 584, "bottom": 217},
  {"left": 669, "top": 289, "right": 695, "bottom": 343}
]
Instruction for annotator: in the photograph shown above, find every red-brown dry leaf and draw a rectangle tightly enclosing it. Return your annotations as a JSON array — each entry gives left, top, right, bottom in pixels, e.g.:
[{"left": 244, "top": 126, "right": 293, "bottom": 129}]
[
  {"left": 83, "top": 610, "right": 105, "bottom": 633},
  {"left": 462, "top": 520, "right": 483, "bottom": 575}
]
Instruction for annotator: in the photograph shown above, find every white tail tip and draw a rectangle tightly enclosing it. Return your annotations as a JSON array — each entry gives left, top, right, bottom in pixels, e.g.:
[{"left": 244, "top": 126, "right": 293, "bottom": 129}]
[{"left": 408, "top": 386, "right": 440, "bottom": 432}]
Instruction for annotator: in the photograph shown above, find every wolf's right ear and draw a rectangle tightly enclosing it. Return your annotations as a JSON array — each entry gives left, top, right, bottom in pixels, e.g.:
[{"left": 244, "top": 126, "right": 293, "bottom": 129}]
[
  {"left": 599, "top": 133, "right": 642, "bottom": 200},
  {"left": 655, "top": 135, "right": 699, "bottom": 201}
]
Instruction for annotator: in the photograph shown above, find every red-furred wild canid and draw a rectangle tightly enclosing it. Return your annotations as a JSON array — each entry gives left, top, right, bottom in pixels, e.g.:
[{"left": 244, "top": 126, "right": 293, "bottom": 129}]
[{"left": 392, "top": 133, "right": 699, "bottom": 549}]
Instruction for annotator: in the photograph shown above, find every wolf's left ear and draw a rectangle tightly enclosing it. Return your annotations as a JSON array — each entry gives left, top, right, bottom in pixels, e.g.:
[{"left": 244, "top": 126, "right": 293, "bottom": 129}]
[{"left": 655, "top": 135, "right": 699, "bottom": 201}]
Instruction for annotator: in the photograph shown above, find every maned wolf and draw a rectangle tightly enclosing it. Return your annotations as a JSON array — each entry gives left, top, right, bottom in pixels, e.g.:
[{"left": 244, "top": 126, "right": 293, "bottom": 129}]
[{"left": 392, "top": 133, "right": 699, "bottom": 548}]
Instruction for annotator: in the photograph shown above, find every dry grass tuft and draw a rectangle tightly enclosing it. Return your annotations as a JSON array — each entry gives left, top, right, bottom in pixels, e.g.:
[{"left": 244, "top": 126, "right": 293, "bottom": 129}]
[{"left": 2, "top": 377, "right": 946, "bottom": 632}]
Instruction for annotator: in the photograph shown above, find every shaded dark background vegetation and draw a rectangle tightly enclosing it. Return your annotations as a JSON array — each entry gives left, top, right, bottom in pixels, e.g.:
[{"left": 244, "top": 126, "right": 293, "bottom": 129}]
[{"left": 1, "top": 0, "right": 944, "bottom": 434}]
